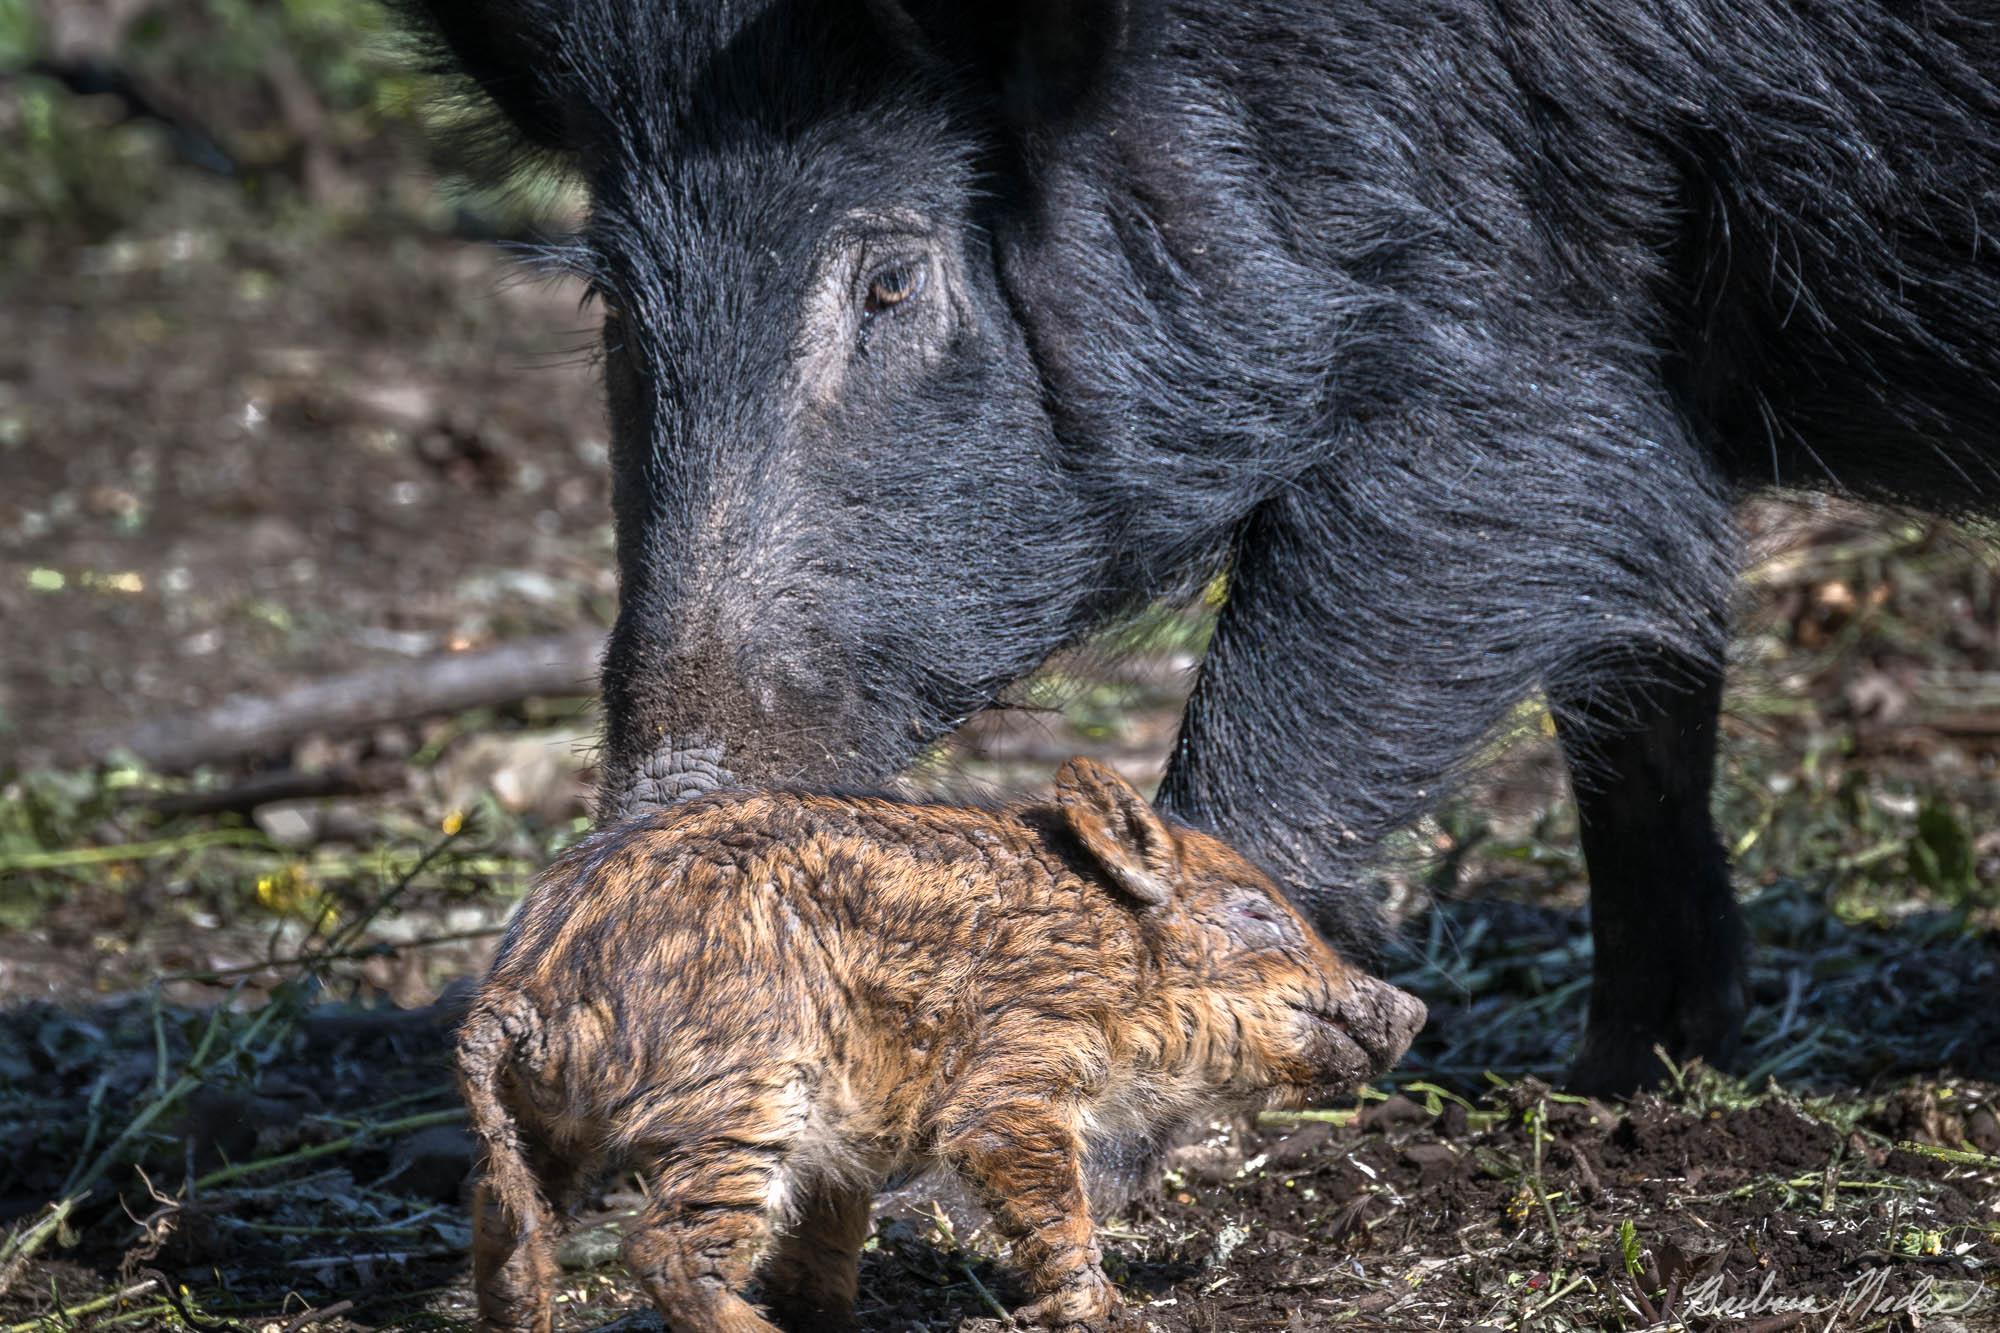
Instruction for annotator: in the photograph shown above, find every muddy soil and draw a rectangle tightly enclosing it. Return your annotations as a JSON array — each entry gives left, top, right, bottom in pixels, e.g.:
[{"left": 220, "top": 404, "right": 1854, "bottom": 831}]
[
  {"left": 0, "top": 222, "right": 611, "bottom": 762},
  {"left": 3, "top": 984, "right": 1995, "bottom": 1332}
]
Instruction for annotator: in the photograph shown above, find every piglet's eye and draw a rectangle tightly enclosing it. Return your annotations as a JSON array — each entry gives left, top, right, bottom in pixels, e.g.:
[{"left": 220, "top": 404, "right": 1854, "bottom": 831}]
[
  {"left": 864, "top": 263, "right": 926, "bottom": 315},
  {"left": 1227, "top": 897, "right": 1297, "bottom": 950}
]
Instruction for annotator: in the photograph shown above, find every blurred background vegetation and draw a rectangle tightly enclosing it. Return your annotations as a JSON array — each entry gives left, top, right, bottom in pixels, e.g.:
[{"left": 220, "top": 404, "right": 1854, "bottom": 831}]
[
  {"left": 0, "top": 0, "right": 564, "bottom": 256},
  {"left": 0, "top": 0, "right": 610, "bottom": 983}
]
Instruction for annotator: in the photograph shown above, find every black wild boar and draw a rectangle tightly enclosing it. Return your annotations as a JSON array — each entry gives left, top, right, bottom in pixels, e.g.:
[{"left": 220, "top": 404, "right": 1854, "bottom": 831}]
[
  {"left": 457, "top": 758, "right": 1425, "bottom": 1331},
  {"left": 402, "top": 0, "right": 2000, "bottom": 1091}
]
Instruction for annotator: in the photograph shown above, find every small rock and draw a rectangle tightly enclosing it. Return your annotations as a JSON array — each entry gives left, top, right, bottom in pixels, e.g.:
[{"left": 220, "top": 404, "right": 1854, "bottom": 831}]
[
  {"left": 1359, "top": 1094, "right": 1431, "bottom": 1132},
  {"left": 436, "top": 729, "right": 592, "bottom": 823},
  {"left": 1262, "top": 1122, "right": 1333, "bottom": 1167},
  {"left": 84, "top": 485, "right": 141, "bottom": 520},
  {"left": 1400, "top": 1142, "right": 1460, "bottom": 1182},
  {"left": 557, "top": 1221, "right": 626, "bottom": 1272},
  {"left": 243, "top": 515, "right": 309, "bottom": 561},
  {"left": 253, "top": 801, "right": 320, "bottom": 849},
  {"left": 313, "top": 799, "right": 384, "bottom": 845},
  {"left": 1967, "top": 1104, "right": 2000, "bottom": 1156},
  {"left": 348, "top": 379, "right": 439, "bottom": 429}
]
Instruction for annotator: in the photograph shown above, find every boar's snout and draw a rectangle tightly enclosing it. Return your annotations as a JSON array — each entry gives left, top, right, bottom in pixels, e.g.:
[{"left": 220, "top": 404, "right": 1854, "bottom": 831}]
[
  {"left": 596, "top": 734, "right": 736, "bottom": 822},
  {"left": 596, "top": 610, "right": 887, "bottom": 822}
]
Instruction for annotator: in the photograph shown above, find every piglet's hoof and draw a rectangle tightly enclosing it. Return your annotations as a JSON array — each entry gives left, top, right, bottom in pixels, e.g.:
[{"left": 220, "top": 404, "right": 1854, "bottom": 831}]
[{"left": 1012, "top": 1266, "right": 1130, "bottom": 1331}]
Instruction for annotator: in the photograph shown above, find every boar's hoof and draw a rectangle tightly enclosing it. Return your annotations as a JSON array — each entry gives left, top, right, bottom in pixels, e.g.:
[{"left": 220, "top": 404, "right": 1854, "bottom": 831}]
[{"left": 1012, "top": 1266, "right": 1128, "bottom": 1331}]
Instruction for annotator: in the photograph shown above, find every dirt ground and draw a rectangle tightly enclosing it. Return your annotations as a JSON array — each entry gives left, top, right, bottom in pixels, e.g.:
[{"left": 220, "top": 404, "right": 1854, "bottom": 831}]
[{"left": 3, "top": 155, "right": 1999, "bottom": 1330}]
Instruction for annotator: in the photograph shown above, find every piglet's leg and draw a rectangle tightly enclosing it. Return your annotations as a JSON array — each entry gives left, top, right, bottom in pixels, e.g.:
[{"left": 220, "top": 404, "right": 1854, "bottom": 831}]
[
  {"left": 941, "top": 1102, "right": 1122, "bottom": 1331},
  {"left": 761, "top": 1184, "right": 872, "bottom": 1332},
  {"left": 471, "top": 1177, "right": 557, "bottom": 1333},
  {"left": 623, "top": 1140, "right": 784, "bottom": 1333},
  {"left": 471, "top": 1150, "right": 578, "bottom": 1333}
]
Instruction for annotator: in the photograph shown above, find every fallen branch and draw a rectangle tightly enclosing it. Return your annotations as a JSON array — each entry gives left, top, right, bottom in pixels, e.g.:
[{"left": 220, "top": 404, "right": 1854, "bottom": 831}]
[
  {"left": 138, "top": 763, "right": 405, "bottom": 818},
  {"left": 78, "top": 632, "right": 604, "bottom": 771},
  {"left": 0, "top": 828, "right": 268, "bottom": 873},
  {"left": 284, "top": 1249, "right": 459, "bottom": 1274},
  {"left": 277, "top": 1299, "right": 354, "bottom": 1332},
  {"left": 192, "top": 1108, "right": 466, "bottom": 1192},
  {"left": 160, "top": 924, "right": 505, "bottom": 985},
  {"left": 1894, "top": 1140, "right": 2000, "bottom": 1168},
  {"left": 2, "top": 1281, "right": 162, "bottom": 1333}
]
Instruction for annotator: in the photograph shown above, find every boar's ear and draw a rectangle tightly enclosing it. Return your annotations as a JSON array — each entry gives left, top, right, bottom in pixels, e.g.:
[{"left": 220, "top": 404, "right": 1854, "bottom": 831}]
[
  {"left": 396, "top": 0, "right": 569, "bottom": 151},
  {"left": 1054, "top": 757, "right": 1179, "bottom": 907},
  {"left": 863, "top": 0, "right": 1151, "bottom": 125}
]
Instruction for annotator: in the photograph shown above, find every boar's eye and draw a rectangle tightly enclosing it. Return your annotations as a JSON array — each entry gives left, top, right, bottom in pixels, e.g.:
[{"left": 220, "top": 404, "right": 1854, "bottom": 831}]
[
  {"left": 1225, "top": 896, "right": 1299, "bottom": 951},
  {"left": 862, "top": 261, "right": 927, "bottom": 317}
]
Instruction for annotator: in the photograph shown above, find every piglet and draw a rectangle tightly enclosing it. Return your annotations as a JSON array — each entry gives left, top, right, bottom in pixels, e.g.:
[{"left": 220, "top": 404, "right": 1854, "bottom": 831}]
[{"left": 458, "top": 758, "right": 1425, "bottom": 1332}]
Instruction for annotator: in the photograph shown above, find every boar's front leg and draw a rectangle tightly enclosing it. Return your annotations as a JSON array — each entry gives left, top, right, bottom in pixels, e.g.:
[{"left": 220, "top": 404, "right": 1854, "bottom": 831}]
[
  {"left": 1157, "top": 370, "right": 1736, "bottom": 1089},
  {"left": 940, "top": 1095, "right": 1122, "bottom": 1331},
  {"left": 1553, "top": 657, "right": 1744, "bottom": 1095},
  {"left": 760, "top": 1184, "right": 872, "bottom": 1332}
]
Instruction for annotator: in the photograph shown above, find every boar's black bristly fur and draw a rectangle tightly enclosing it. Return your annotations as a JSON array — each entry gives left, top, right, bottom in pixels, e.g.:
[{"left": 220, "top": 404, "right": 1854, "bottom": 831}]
[{"left": 399, "top": 0, "right": 2000, "bottom": 1092}]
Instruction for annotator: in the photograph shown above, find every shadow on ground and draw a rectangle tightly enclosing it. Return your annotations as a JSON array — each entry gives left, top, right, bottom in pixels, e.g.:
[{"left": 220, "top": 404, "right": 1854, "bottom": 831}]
[{"left": 1, "top": 877, "right": 1994, "bottom": 1331}]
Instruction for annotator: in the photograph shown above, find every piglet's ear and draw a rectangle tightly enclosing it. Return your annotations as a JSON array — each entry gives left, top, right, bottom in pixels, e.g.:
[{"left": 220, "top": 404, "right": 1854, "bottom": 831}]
[
  {"left": 863, "top": 0, "right": 1150, "bottom": 125},
  {"left": 1054, "top": 757, "right": 1178, "bottom": 907},
  {"left": 396, "top": 0, "right": 569, "bottom": 151}
]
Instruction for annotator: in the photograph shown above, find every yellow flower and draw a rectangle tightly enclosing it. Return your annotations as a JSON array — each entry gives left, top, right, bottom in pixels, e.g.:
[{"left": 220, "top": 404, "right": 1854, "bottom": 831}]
[{"left": 255, "top": 863, "right": 318, "bottom": 918}]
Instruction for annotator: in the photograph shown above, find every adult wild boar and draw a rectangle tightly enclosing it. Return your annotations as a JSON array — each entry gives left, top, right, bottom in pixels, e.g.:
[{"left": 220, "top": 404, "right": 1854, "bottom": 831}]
[{"left": 403, "top": 0, "right": 2000, "bottom": 1092}]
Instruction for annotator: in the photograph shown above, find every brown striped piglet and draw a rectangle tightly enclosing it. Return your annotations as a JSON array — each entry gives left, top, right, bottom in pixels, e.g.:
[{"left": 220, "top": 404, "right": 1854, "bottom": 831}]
[{"left": 457, "top": 757, "right": 1425, "bottom": 1332}]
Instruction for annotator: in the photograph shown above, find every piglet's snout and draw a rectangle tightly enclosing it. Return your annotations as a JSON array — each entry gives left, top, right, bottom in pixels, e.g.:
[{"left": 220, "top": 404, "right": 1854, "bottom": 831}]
[{"left": 1340, "top": 975, "right": 1427, "bottom": 1074}]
